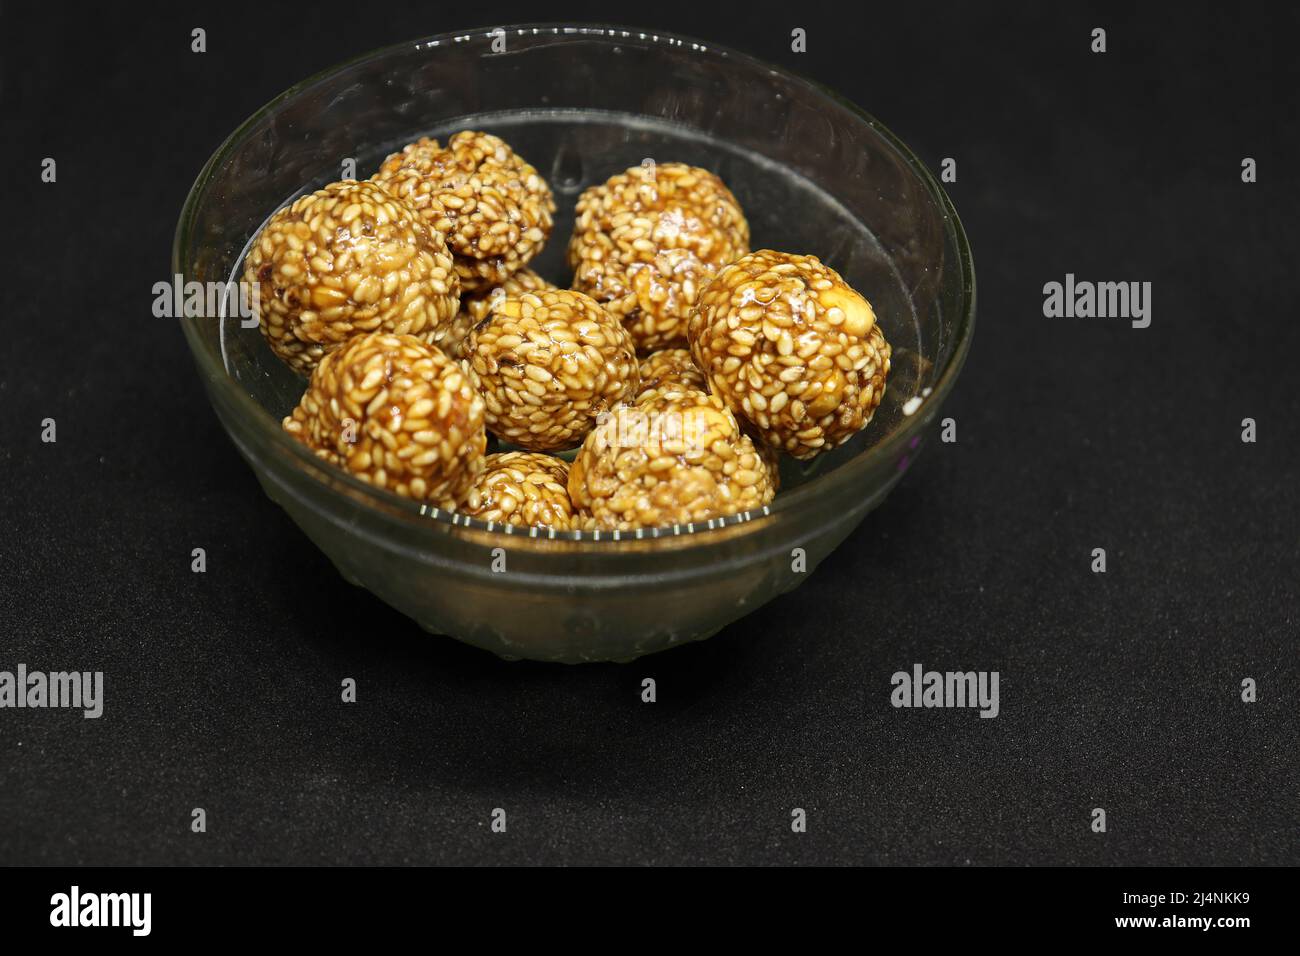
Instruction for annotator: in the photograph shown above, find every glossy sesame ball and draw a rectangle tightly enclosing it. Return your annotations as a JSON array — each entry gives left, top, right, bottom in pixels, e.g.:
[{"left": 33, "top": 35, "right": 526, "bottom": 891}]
[
  {"left": 441, "top": 268, "right": 556, "bottom": 361},
  {"left": 243, "top": 180, "right": 460, "bottom": 376},
  {"left": 282, "top": 332, "right": 486, "bottom": 508},
  {"left": 371, "top": 131, "right": 555, "bottom": 293},
  {"left": 568, "top": 386, "right": 775, "bottom": 530},
  {"left": 462, "top": 452, "right": 575, "bottom": 530},
  {"left": 635, "top": 348, "right": 708, "bottom": 400},
  {"left": 467, "top": 289, "right": 639, "bottom": 452},
  {"left": 688, "top": 250, "right": 891, "bottom": 459},
  {"left": 568, "top": 162, "right": 749, "bottom": 352},
  {"left": 749, "top": 427, "right": 784, "bottom": 493}
]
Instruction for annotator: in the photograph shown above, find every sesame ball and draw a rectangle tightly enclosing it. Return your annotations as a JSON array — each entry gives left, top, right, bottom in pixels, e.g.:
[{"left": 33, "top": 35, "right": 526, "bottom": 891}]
[
  {"left": 635, "top": 348, "right": 708, "bottom": 399},
  {"left": 461, "top": 452, "right": 575, "bottom": 530},
  {"left": 749, "top": 428, "right": 784, "bottom": 493},
  {"left": 372, "top": 131, "right": 556, "bottom": 294},
  {"left": 243, "top": 180, "right": 460, "bottom": 377},
  {"left": 442, "top": 268, "right": 556, "bottom": 361},
  {"left": 467, "top": 289, "right": 640, "bottom": 452},
  {"left": 283, "top": 332, "right": 486, "bottom": 508},
  {"left": 688, "top": 250, "right": 891, "bottom": 460},
  {"left": 568, "top": 386, "right": 775, "bottom": 530},
  {"left": 568, "top": 163, "right": 750, "bottom": 352}
]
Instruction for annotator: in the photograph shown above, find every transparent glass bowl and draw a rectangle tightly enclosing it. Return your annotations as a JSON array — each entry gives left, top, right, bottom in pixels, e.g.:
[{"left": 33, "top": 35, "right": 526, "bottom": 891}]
[{"left": 174, "top": 25, "right": 975, "bottom": 663}]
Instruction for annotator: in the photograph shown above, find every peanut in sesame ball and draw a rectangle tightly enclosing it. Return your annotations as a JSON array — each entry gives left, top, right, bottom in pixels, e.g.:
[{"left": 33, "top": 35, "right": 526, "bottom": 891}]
[
  {"left": 283, "top": 332, "right": 486, "bottom": 508},
  {"left": 568, "top": 163, "right": 750, "bottom": 352},
  {"left": 371, "top": 131, "right": 556, "bottom": 294},
  {"left": 635, "top": 348, "right": 708, "bottom": 400},
  {"left": 568, "top": 386, "right": 775, "bottom": 531},
  {"left": 461, "top": 452, "right": 575, "bottom": 530},
  {"left": 442, "top": 268, "right": 556, "bottom": 361},
  {"left": 243, "top": 180, "right": 460, "bottom": 377},
  {"left": 688, "top": 250, "right": 891, "bottom": 460},
  {"left": 466, "top": 289, "right": 640, "bottom": 452}
]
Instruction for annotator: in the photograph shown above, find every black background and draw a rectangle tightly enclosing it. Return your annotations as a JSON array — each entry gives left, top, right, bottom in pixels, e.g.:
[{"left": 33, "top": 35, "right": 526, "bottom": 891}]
[{"left": 1, "top": 1, "right": 1295, "bottom": 866}]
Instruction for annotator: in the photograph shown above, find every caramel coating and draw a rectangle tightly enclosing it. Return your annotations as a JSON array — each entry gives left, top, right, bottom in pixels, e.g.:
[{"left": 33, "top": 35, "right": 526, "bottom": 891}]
[
  {"left": 462, "top": 452, "right": 575, "bottom": 529},
  {"left": 635, "top": 348, "right": 708, "bottom": 400},
  {"left": 372, "top": 131, "right": 555, "bottom": 293},
  {"left": 568, "top": 163, "right": 750, "bottom": 352},
  {"left": 283, "top": 332, "right": 486, "bottom": 508},
  {"left": 467, "top": 289, "right": 640, "bottom": 452},
  {"left": 746, "top": 425, "right": 784, "bottom": 494},
  {"left": 442, "top": 268, "right": 556, "bottom": 361},
  {"left": 688, "top": 250, "right": 891, "bottom": 459},
  {"left": 244, "top": 180, "right": 460, "bottom": 376},
  {"left": 568, "top": 386, "right": 775, "bottom": 530}
]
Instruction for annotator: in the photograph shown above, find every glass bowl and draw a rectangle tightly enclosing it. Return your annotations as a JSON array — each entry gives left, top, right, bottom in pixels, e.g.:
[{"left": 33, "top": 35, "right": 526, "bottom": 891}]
[{"left": 173, "top": 24, "right": 975, "bottom": 663}]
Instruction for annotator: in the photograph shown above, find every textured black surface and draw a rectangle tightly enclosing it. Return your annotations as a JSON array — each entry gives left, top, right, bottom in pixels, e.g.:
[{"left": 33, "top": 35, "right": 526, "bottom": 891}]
[{"left": 0, "top": 2, "right": 1295, "bottom": 865}]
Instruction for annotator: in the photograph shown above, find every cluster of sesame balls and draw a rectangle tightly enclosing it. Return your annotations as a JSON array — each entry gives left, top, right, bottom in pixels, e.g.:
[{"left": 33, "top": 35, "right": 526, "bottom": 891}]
[{"left": 245, "top": 132, "right": 892, "bottom": 532}]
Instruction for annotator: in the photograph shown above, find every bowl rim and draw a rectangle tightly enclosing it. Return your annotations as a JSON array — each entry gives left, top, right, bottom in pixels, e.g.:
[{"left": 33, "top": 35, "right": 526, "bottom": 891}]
[{"left": 173, "top": 22, "right": 976, "bottom": 545}]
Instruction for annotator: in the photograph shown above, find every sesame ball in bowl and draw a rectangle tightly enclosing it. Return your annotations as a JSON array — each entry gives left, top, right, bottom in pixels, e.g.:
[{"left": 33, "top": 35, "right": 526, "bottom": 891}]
[
  {"left": 243, "top": 179, "right": 460, "bottom": 377},
  {"left": 688, "top": 250, "right": 892, "bottom": 460},
  {"left": 568, "top": 386, "right": 775, "bottom": 531},
  {"left": 372, "top": 131, "right": 556, "bottom": 293},
  {"left": 175, "top": 27, "right": 974, "bottom": 662},
  {"left": 466, "top": 289, "right": 640, "bottom": 452},
  {"left": 568, "top": 162, "right": 749, "bottom": 352},
  {"left": 462, "top": 452, "right": 576, "bottom": 530},
  {"left": 283, "top": 331, "right": 486, "bottom": 509},
  {"left": 635, "top": 348, "right": 709, "bottom": 399},
  {"left": 442, "top": 268, "right": 556, "bottom": 361}
]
